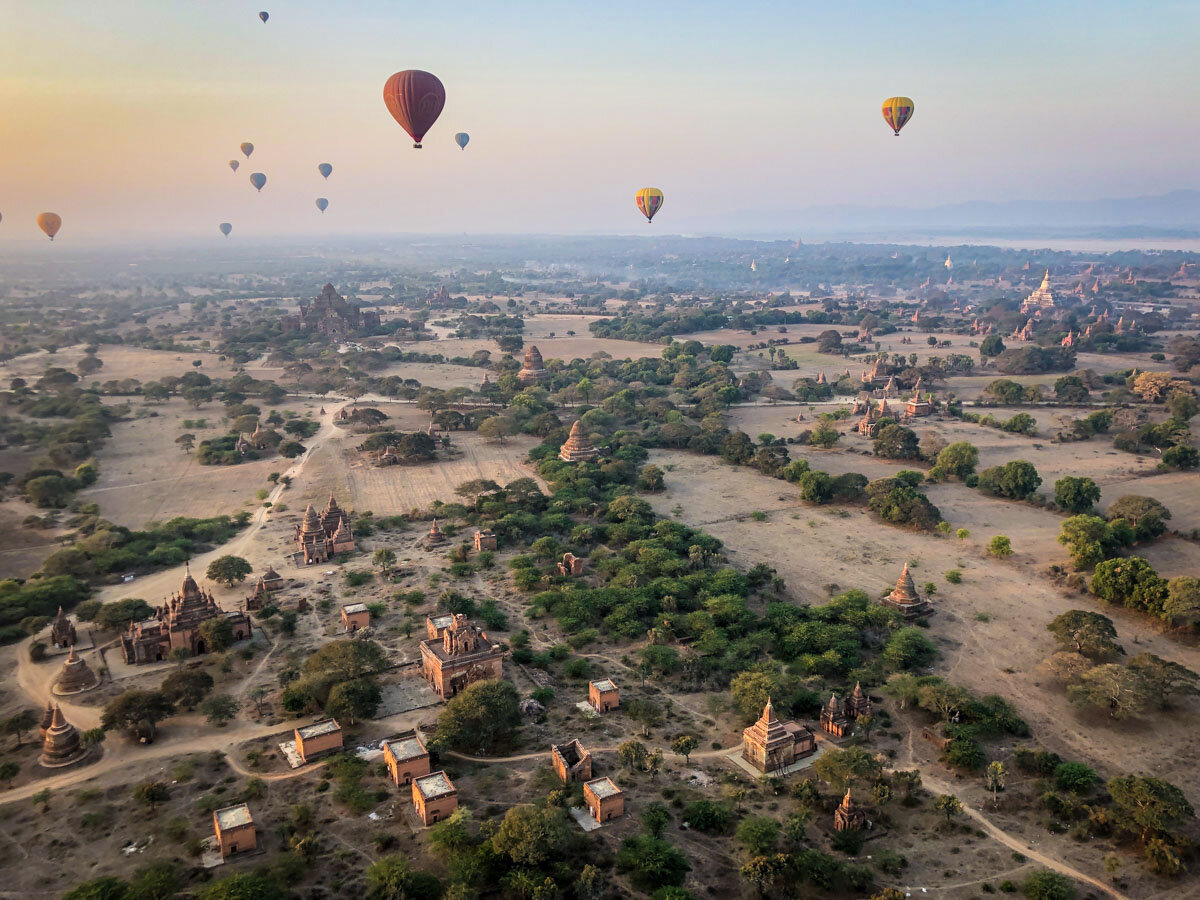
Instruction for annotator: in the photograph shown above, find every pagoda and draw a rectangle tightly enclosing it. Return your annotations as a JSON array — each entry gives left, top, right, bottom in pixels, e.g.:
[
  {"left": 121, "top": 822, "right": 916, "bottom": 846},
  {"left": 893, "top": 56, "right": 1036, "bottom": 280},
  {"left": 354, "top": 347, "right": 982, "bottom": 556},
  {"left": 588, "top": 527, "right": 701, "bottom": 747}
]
[
  {"left": 1020, "top": 270, "right": 1056, "bottom": 314},
  {"left": 50, "top": 606, "right": 76, "bottom": 648},
  {"left": 741, "top": 698, "right": 814, "bottom": 773},
  {"left": 833, "top": 788, "right": 869, "bottom": 831},
  {"left": 558, "top": 421, "right": 600, "bottom": 463},
  {"left": 427, "top": 519, "right": 446, "bottom": 545},
  {"left": 517, "top": 345, "right": 549, "bottom": 384},
  {"left": 880, "top": 563, "right": 933, "bottom": 618},
  {"left": 54, "top": 646, "right": 100, "bottom": 695},
  {"left": 904, "top": 376, "right": 933, "bottom": 418},
  {"left": 39, "top": 705, "right": 88, "bottom": 769}
]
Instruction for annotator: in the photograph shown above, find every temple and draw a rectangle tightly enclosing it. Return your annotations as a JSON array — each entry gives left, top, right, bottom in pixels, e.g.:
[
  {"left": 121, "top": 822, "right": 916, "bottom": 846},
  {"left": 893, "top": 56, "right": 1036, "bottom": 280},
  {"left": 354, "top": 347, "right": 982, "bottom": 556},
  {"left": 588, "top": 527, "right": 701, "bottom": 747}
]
[
  {"left": 54, "top": 646, "right": 100, "bottom": 694},
  {"left": 39, "top": 705, "right": 87, "bottom": 769},
  {"left": 120, "top": 565, "right": 252, "bottom": 664},
  {"left": 213, "top": 804, "right": 257, "bottom": 858},
  {"left": 821, "top": 685, "right": 870, "bottom": 738},
  {"left": 419, "top": 614, "right": 505, "bottom": 699},
  {"left": 741, "top": 698, "right": 816, "bottom": 773},
  {"left": 281, "top": 283, "right": 381, "bottom": 337},
  {"left": 904, "top": 376, "right": 933, "bottom": 418},
  {"left": 517, "top": 345, "right": 549, "bottom": 384},
  {"left": 413, "top": 771, "right": 458, "bottom": 826},
  {"left": 558, "top": 420, "right": 600, "bottom": 462},
  {"left": 383, "top": 733, "right": 431, "bottom": 786},
  {"left": 880, "top": 563, "right": 933, "bottom": 618},
  {"left": 1020, "top": 270, "right": 1057, "bottom": 314},
  {"left": 833, "top": 788, "right": 869, "bottom": 831},
  {"left": 50, "top": 606, "right": 76, "bottom": 648},
  {"left": 295, "top": 494, "right": 356, "bottom": 564}
]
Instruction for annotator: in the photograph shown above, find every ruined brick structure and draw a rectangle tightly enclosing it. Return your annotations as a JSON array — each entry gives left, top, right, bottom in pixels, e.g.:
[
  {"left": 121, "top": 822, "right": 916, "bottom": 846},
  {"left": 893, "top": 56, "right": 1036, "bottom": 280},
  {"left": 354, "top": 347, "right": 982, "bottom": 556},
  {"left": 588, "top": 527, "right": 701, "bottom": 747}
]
[{"left": 295, "top": 494, "right": 356, "bottom": 564}]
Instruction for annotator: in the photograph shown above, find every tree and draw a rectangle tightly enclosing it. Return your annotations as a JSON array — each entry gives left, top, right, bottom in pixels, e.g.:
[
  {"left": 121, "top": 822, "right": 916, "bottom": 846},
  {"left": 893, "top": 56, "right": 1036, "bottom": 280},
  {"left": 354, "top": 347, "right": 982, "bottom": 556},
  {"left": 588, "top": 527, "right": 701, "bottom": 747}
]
[
  {"left": 101, "top": 690, "right": 174, "bottom": 738},
  {"left": 930, "top": 441, "right": 978, "bottom": 480},
  {"left": 1068, "top": 664, "right": 1150, "bottom": 719},
  {"left": 132, "top": 781, "right": 170, "bottom": 812},
  {"left": 433, "top": 679, "right": 519, "bottom": 753},
  {"left": 94, "top": 598, "right": 153, "bottom": 631},
  {"left": 175, "top": 433, "right": 196, "bottom": 454},
  {"left": 326, "top": 678, "right": 382, "bottom": 724},
  {"left": 672, "top": 734, "right": 699, "bottom": 764},
  {"left": 1053, "top": 762, "right": 1097, "bottom": 794},
  {"left": 1162, "top": 444, "right": 1200, "bottom": 469},
  {"left": 160, "top": 669, "right": 214, "bottom": 708},
  {"left": 985, "top": 761, "right": 1006, "bottom": 803},
  {"left": 0, "top": 760, "right": 18, "bottom": 786},
  {"left": 1054, "top": 476, "right": 1101, "bottom": 514},
  {"left": 1164, "top": 576, "right": 1200, "bottom": 628},
  {"left": 813, "top": 747, "right": 883, "bottom": 790},
  {"left": 168, "top": 647, "right": 191, "bottom": 668},
  {"left": 3, "top": 709, "right": 37, "bottom": 747},
  {"left": 882, "top": 627, "right": 937, "bottom": 670},
  {"left": 625, "top": 698, "right": 663, "bottom": 737},
  {"left": 1021, "top": 870, "right": 1075, "bottom": 900},
  {"left": 874, "top": 424, "right": 921, "bottom": 459},
  {"left": 127, "top": 861, "right": 180, "bottom": 900},
  {"left": 249, "top": 685, "right": 269, "bottom": 717},
  {"left": 736, "top": 815, "right": 781, "bottom": 856},
  {"left": 278, "top": 440, "right": 305, "bottom": 458},
  {"left": 1107, "top": 775, "right": 1195, "bottom": 843},
  {"left": 809, "top": 422, "right": 840, "bottom": 449},
  {"left": 1057, "top": 515, "right": 1121, "bottom": 569},
  {"left": 199, "top": 616, "right": 235, "bottom": 652},
  {"left": 372, "top": 548, "right": 396, "bottom": 572},
  {"left": 730, "top": 670, "right": 774, "bottom": 722},
  {"left": 979, "top": 334, "right": 1005, "bottom": 358},
  {"left": 978, "top": 460, "right": 1042, "bottom": 500},
  {"left": 206, "top": 555, "right": 252, "bottom": 587},
  {"left": 199, "top": 873, "right": 288, "bottom": 900},
  {"left": 200, "top": 694, "right": 239, "bottom": 726},
  {"left": 1054, "top": 375, "right": 1090, "bottom": 403},
  {"left": 616, "top": 835, "right": 691, "bottom": 890},
  {"left": 618, "top": 739, "right": 649, "bottom": 771},
  {"left": 478, "top": 416, "right": 512, "bottom": 444},
  {"left": 988, "top": 535, "right": 1013, "bottom": 557},
  {"left": 1091, "top": 556, "right": 1169, "bottom": 616},
  {"left": 797, "top": 470, "right": 834, "bottom": 504},
  {"left": 491, "top": 804, "right": 570, "bottom": 867},
  {"left": 1127, "top": 653, "right": 1200, "bottom": 707},
  {"left": 1106, "top": 495, "right": 1171, "bottom": 540},
  {"left": 935, "top": 794, "right": 963, "bottom": 824},
  {"left": 1046, "top": 610, "right": 1121, "bottom": 660}
]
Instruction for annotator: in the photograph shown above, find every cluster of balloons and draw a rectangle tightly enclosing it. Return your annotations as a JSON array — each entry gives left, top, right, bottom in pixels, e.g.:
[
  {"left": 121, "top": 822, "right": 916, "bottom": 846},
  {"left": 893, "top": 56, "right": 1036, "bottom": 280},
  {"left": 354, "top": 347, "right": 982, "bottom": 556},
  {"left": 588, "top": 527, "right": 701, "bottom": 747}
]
[{"left": 219, "top": 143, "right": 337, "bottom": 234}]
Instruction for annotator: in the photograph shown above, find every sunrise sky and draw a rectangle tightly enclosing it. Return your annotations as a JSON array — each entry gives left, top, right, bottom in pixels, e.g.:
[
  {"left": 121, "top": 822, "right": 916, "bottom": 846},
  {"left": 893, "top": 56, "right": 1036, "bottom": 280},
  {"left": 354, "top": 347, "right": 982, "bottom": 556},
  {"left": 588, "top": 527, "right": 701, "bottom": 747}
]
[{"left": 1, "top": 0, "right": 1197, "bottom": 241}]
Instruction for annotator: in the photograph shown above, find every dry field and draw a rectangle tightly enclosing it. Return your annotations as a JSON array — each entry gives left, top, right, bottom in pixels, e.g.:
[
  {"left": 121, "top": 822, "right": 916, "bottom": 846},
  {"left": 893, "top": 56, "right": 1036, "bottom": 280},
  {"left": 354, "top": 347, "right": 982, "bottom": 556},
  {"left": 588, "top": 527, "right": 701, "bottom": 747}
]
[
  {"left": 0, "top": 498, "right": 64, "bottom": 579},
  {"left": 4, "top": 344, "right": 238, "bottom": 386},
  {"left": 396, "top": 333, "right": 654, "bottom": 364},
  {"left": 372, "top": 361, "right": 484, "bottom": 390},
  {"left": 646, "top": 451, "right": 1200, "bottom": 808}
]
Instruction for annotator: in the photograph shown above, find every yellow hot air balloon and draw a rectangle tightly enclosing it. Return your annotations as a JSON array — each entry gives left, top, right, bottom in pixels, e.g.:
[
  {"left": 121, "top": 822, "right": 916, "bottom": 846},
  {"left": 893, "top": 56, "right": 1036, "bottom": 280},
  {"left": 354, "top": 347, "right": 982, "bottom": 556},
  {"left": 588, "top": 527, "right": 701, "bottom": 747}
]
[
  {"left": 881, "top": 97, "right": 915, "bottom": 136},
  {"left": 635, "top": 188, "right": 664, "bottom": 223},
  {"left": 37, "top": 212, "right": 62, "bottom": 241}
]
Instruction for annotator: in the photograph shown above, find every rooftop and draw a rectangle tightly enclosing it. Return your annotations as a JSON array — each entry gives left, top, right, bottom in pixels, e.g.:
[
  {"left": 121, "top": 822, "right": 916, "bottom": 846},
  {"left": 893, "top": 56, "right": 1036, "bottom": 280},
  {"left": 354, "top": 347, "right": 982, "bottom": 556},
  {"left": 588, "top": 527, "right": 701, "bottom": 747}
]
[
  {"left": 429, "top": 614, "right": 454, "bottom": 629},
  {"left": 385, "top": 735, "right": 427, "bottom": 762},
  {"left": 585, "top": 776, "right": 622, "bottom": 800},
  {"left": 591, "top": 679, "right": 617, "bottom": 693},
  {"left": 214, "top": 803, "right": 254, "bottom": 830},
  {"left": 297, "top": 718, "right": 341, "bottom": 739},
  {"left": 414, "top": 771, "right": 455, "bottom": 799},
  {"left": 342, "top": 603, "right": 369, "bottom": 615}
]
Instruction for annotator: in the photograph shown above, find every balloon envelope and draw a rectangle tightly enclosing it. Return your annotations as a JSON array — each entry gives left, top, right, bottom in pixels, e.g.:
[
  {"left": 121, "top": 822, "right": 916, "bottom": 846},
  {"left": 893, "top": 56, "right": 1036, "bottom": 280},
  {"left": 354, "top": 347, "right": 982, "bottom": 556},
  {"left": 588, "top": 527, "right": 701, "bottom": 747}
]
[
  {"left": 315, "top": 198, "right": 329, "bottom": 212},
  {"left": 229, "top": 159, "right": 240, "bottom": 172},
  {"left": 219, "top": 223, "right": 232, "bottom": 236},
  {"left": 318, "top": 163, "right": 332, "bottom": 179},
  {"left": 240, "top": 142, "right": 254, "bottom": 158},
  {"left": 383, "top": 70, "right": 446, "bottom": 148},
  {"left": 259, "top": 11, "right": 269, "bottom": 22},
  {"left": 249, "top": 172, "right": 267, "bottom": 192},
  {"left": 635, "top": 188, "right": 664, "bottom": 223},
  {"left": 37, "top": 212, "right": 62, "bottom": 240},
  {"left": 881, "top": 96, "right": 915, "bottom": 136},
  {"left": 454, "top": 132, "right": 469, "bottom": 150}
]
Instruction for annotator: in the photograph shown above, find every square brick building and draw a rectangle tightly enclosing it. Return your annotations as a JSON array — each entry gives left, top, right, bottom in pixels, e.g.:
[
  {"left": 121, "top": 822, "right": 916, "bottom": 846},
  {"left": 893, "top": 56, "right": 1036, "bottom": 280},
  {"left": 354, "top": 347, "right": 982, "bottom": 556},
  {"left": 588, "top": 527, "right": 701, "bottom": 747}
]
[
  {"left": 588, "top": 678, "right": 619, "bottom": 713},
  {"left": 384, "top": 733, "right": 431, "bottom": 786},
  {"left": 294, "top": 718, "right": 342, "bottom": 763},
  {"left": 341, "top": 603, "right": 370, "bottom": 633},
  {"left": 584, "top": 776, "right": 624, "bottom": 824},
  {"left": 213, "top": 803, "right": 256, "bottom": 858},
  {"left": 413, "top": 771, "right": 458, "bottom": 826}
]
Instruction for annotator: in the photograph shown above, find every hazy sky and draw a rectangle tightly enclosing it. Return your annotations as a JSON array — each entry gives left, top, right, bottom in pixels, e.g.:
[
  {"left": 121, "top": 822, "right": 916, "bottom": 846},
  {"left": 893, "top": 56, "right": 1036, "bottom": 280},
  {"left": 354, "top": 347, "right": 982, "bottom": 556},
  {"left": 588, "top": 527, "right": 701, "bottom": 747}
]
[{"left": 1, "top": 0, "right": 1197, "bottom": 242}]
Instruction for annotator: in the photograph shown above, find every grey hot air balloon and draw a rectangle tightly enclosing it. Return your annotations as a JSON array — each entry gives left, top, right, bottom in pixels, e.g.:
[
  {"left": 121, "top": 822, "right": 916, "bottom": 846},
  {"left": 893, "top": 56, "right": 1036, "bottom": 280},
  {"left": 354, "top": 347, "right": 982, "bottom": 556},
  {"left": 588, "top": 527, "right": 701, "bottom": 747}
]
[
  {"left": 229, "top": 159, "right": 239, "bottom": 172},
  {"left": 454, "top": 132, "right": 469, "bottom": 150},
  {"left": 315, "top": 198, "right": 329, "bottom": 213},
  {"left": 249, "top": 172, "right": 267, "bottom": 192},
  {"left": 318, "top": 163, "right": 332, "bottom": 179},
  {"left": 219, "top": 223, "right": 232, "bottom": 237},
  {"left": 240, "top": 142, "right": 254, "bottom": 158}
]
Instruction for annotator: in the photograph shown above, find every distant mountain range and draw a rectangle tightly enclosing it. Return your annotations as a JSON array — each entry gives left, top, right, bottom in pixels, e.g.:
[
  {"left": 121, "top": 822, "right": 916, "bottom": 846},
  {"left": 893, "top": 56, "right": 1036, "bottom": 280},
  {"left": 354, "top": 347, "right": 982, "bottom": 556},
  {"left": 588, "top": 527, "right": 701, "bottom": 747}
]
[{"left": 715, "top": 189, "right": 1200, "bottom": 237}]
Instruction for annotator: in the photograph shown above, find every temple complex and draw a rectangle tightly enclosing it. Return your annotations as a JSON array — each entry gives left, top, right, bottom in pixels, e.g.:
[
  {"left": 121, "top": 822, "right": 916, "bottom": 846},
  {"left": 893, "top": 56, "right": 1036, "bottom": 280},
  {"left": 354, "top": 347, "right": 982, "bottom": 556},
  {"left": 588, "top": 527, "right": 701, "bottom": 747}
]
[
  {"left": 120, "top": 565, "right": 252, "bottom": 664},
  {"left": 1020, "top": 270, "right": 1057, "bottom": 314},
  {"left": 295, "top": 494, "right": 356, "bottom": 564},
  {"left": 741, "top": 698, "right": 816, "bottom": 773},
  {"left": 39, "top": 705, "right": 87, "bottom": 769},
  {"left": 213, "top": 804, "right": 257, "bottom": 858},
  {"left": 281, "top": 283, "right": 381, "bottom": 337},
  {"left": 833, "top": 788, "right": 869, "bottom": 831},
  {"left": 558, "top": 420, "right": 600, "bottom": 462},
  {"left": 54, "top": 646, "right": 100, "bottom": 695},
  {"left": 517, "top": 345, "right": 549, "bottom": 384},
  {"left": 880, "top": 563, "right": 934, "bottom": 618},
  {"left": 419, "top": 614, "right": 505, "bottom": 699},
  {"left": 551, "top": 739, "right": 592, "bottom": 783},
  {"left": 1010, "top": 319, "right": 1035, "bottom": 342},
  {"left": 820, "top": 686, "right": 870, "bottom": 738},
  {"left": 383, "top": 733, "right": 431, "bottom": 786},
  {"left": 856, "top": 399, "right": 890, "bottom": 437},
  {"left": 50, "top": 606, "right": 76, "bottom": 648},
  {"left": 413, "top": 771, "right": 458, "bottom": 826}
]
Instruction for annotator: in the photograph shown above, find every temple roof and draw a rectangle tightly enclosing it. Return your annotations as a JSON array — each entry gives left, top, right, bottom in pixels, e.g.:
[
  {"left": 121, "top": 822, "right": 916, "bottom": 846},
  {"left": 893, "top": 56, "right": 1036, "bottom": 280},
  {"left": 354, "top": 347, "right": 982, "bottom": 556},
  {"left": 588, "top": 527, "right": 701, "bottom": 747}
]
[
  {"left": 888, "top": 563, "right": 921, "bottom": 604},
  {"left": 522, "top": 345, "right": 545, "bottom": 370}
]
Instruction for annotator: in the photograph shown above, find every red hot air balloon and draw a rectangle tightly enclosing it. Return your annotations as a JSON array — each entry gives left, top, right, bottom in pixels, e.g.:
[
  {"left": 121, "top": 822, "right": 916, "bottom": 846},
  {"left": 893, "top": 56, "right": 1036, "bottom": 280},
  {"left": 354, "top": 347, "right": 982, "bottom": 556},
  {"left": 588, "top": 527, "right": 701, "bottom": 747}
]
[{"left": 383, "top": 70, "right": 446, "bottom": 149}]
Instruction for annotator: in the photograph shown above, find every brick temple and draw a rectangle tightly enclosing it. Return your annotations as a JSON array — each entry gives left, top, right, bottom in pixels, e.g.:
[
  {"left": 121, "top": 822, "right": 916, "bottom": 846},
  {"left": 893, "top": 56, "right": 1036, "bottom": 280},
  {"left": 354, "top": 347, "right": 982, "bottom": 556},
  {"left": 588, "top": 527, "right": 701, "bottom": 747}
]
[
  {"left": 517, "top": 345, "right": 548, "bottom": 384},
  {"left": 295, "top": 494, "right": 356, "bottom": 564},
  {"left": 419, "top": 614, "right": 504, "bottom": 699},
  {"left": 741, "top": 698, "right": 816, "bottom": 773},
  {"left": 558, "top": 420, "right": 599, "bottom": 462},
  {"left": 120, "top": 565, "right": 251, "bottom": 664}
]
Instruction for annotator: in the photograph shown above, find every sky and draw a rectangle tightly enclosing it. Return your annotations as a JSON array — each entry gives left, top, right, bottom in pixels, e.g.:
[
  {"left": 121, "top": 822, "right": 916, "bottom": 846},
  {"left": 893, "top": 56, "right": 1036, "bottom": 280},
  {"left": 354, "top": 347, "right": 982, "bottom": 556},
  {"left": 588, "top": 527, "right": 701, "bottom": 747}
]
[{"left": 0, "top": 0, "right": 1197, "bottom": 242}]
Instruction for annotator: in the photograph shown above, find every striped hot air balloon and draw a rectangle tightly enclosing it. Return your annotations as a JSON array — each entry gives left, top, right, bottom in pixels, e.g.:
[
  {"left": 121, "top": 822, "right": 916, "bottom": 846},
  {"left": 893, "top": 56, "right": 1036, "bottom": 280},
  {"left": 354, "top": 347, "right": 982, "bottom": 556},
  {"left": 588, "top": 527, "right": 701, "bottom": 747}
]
[
  {"left": 881, "top": 97, "right": 914, "bottom": 136},
  {"left": 635, "top": 188, "right": 664, "bottom": 223},
  {"left": 240, "top": 142, "right": 255, "bottom": 158}
]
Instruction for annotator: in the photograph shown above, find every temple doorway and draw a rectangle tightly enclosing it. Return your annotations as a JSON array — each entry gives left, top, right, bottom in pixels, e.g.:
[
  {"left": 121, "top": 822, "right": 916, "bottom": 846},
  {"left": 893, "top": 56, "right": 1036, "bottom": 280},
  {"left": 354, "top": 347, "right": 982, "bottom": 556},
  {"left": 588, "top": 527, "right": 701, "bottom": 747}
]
[{"left": 195, "top": 639, "right": 207, "bottom": 655}]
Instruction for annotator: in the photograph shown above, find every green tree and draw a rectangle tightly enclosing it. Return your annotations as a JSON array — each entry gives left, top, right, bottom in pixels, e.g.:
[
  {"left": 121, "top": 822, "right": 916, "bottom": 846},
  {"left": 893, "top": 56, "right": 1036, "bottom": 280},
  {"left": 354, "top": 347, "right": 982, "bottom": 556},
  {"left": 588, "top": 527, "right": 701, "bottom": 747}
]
[
  {"left": 797, "top": 470, "right": 834, "bottom": 504},
  {"left": 175, "top": 433, "right": 196, "bottom": 454},
  {"left": 736, "top": 815, "right": 781, "bottom": 856},
  {"left": 199, "top": 873, "right": 288, "bottom": 900},
  {"left": 979, "top": 334, "right": 1005, "bottom": 358},
  {"left": 935, "top": 794, "right": 963, "bottom": 824},
  {"left": 101, "top": 690, "right": 174, "bottom": 738},
  {"left": 1126, "top": 653, "right": 1200, "bottom": 707},
  {"left": 671, "top": 734, "right": 699, "bottom": 764},
  {"left": 813, "top": 747, "right": 883, "bottom": 790},
  {"left": 1046, "top": 610, "right": 1121, "bottom": 660},
  {"left": 478, "top": 416, "right": 513, "bottom": 444},
  {"left": 94, "top": 598, "right": 153, "bottom": 631},
  {"left": 305, "top": 639, "right": 388, "bottom": 681},
  {"left": 199, "top": 616, "right": 235, "bottom": 652},
  {"left": 1107, "top": 775, "right": 1195, "bottom": 842},
  {"left": 874, "top": 424, "right": 921, "bottom": 459},
  {"left": 160, "top": 669, "right": 214, "bottom": 708},
  {"left": 206, "top": 555, "right": 252, "bottom": 587},
  {"left": 199, "top": 694, "right": 239, "bottom": 726},
  {"left": 730, "top": 670, "right": 774, "bottom": 722},
  {"left": 372, "top": 548, "right": 396, "bottom": 572},
  {"left": 978, "top": 460, "right": 1042, "bottom": 500},
  {"left": 1091, "top": 556, "right": 1169, "bottom": 615},
  {"left": 616, "top": 835, "right": 691, "bottom": 890},
  {"left": 988, "top": 535, "right": 1013, "bottom": 557},
  {"left": 0, "top": 761, "right": 19, "bottom": 786},
  {"left": 491, "top": 803, "right": 570, "bottom": 867},
  {"left": 618, "top": 739, "right": 649, "bottom": 771},
  {"left": 809, "top": 422, "right": 840, "bottom": 449},
  {"left": 1021, "top": 869, "right": 1075, "bottom": 900},
  {"left": 3, "top": 709, "right": 37, "bottom": 748},
  {"left": 326, "top": 678, "right": 382, "bottom": 724},
  {"left": 61, "top": 877, "right": 130, "bottom": 900},
  {"left": 985, "top": 761, "right": 1006, "bottom": 803},
  {"left": 930, "top": 441, "right": 979, "bottom": 480},
  {"left": 1057, "top": 515, "right": 1121, "bottom": 569},
  {"left": 1068, "top": 664, "right": 1150, "bottom": 719},
  {"left": 1164, "top": 576, "right": 1200, "bottom": 628},
  {"left": 1054, "top": 476, "right": 1101, "bottom": 514},
  {"left": 127, "top": 861, "right": 180, "bottom": 900},
  {"left": 882, "top": 627, "right": 937, "bottom": 670},
  {"left": 433, "top": 679, "right": 519, "bottom": 754},
  {"left": 132, "top": 781, "right": 170, "bottom": 812}
]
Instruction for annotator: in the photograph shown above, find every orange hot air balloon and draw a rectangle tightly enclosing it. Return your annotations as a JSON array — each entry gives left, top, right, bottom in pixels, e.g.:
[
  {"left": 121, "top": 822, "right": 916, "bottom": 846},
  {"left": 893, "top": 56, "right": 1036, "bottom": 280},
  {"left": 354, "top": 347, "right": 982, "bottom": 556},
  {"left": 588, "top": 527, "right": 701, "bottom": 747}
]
[
  {"left": 37, "top": 213, "right": 62, "bottom": 241},
  {"left": 635, "top": 188, "right": 664, "bottom": 223},
  {"left": 881, "top": 97, "right": 915, "bottom": 136},
  {"left": 383, "top": 70, "right": 446, "bottom": 149}
]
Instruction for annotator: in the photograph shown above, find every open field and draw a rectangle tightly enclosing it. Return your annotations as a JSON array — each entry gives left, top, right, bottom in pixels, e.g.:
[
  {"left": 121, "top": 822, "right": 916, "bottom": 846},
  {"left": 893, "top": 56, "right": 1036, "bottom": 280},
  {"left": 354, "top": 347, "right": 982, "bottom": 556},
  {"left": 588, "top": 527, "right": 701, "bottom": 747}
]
[{"left": 3, "top": 344, "right": 239, "bottom": 386}]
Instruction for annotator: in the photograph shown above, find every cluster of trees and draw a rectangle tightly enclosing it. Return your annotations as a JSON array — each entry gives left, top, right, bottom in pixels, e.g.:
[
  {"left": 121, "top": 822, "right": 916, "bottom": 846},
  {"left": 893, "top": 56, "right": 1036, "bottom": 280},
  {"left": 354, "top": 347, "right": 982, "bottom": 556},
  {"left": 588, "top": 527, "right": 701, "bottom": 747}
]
[
  {"left": 280, "top": 640, "right": 387, "bottom": 724},
  {"left": 1056, "top": 495, "right": 1171, "bottom": 569},
  {"left": 0, "top": 575, "right": 90, "bottom": 645},
  {"left": 357, "top": 430, "right": 438, "bottom": 462}
]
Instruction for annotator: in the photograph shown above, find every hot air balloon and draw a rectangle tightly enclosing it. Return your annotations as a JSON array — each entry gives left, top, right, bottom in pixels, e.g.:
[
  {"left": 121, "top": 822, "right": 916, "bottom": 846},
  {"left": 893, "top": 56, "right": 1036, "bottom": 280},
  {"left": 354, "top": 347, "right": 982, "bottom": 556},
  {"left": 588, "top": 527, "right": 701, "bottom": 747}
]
[
  {"left": 37, "top": 213, "right": 62, "bottom": 241},
  {"left": 318, "top": 163, "right": 332, "bottom": 179},
  {"left": 383, "top": 70, "right": 446, "bottom": 149},
  {"left": 454, "top": 132, "right": 469, "bottom": 150},
  {"left": 635, "top": 188, "right": 664, "bottom": 223},
  {"left": 881, "top": 97, "right": 914, "bottom": 136},
  {"left": 315, "top": 198, "right": 329, "bottom": 213},
  {"left": 240, "top": 142, "right": 254, "bottom": 158},
  {"left": 249, "top": 172, "right": 267, "bottom": 192},
  {"left": 229, "top": 160, "right": 240, "bottom": 172},
  {"left": 219, "top": 223, "right": 232, "bottom": 237},
  {"left": 259, "top": 11, "right": 269, "bottom": 23}
]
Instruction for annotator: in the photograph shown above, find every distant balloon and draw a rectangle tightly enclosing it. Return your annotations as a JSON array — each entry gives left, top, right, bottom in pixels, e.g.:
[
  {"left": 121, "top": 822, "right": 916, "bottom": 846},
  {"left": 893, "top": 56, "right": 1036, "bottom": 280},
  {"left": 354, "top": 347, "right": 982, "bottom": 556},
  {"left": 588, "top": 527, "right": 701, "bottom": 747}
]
[
  {"left": 383, "top": 70, "right": 446, "bottom": 149},
  {"left": 259, "top": 11, "right": 269, "bottom": 23},
  {"left": 37, "top": 212, "right": 62, "bottom": 241},
  {"left": 249, "top": 172, "right": 267, "bottom": 192},
  {"left": 240, "top": 142, "right": 254, "bottom": 158},
  {"left": 318, "top": 163, "right": 332, "bottom": 179},
  {"left": 219, "top": 223, "right": 232, "bottom": 237},
  {"left": 229, "top": 159, "right": 240, "bottom": 172},
  {"left": 881, "top": 96, "right": 915, "bottom": 136},
  {"left": 454, "top": 132, "right": 469, "bottom": 150},
  {"left": 635, "top": 188, "right": 664, "bottom": 223},
  {"left": 315, "top": 198, "right": 329, "bottom": 213}
]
